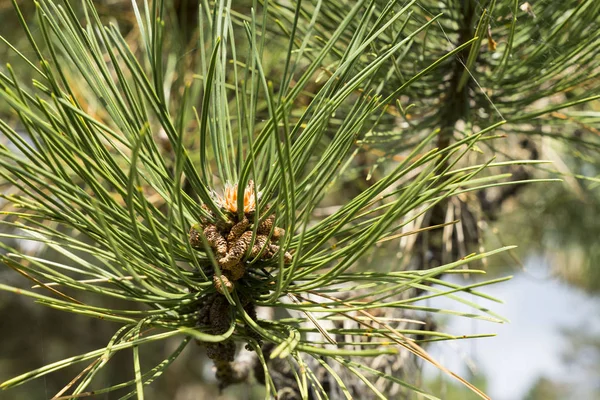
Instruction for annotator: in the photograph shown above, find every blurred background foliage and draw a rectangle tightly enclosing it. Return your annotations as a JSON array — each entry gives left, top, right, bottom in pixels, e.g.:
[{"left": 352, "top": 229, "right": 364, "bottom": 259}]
[{"left": 0, "top": 0, "right": 599, "bottom": 399}]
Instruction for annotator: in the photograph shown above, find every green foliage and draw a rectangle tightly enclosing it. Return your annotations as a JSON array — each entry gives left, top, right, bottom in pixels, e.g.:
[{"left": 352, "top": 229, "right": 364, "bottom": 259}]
[
  {"left": 269, "top": 0, "right": 600, "bottom": 147},
  {"left": 0, "top": 0, "right": 597, "bottom": 399},
  {"left": 490, "top": 181, "right": 600, "bottom": 292},
  {"left": 426, "top": 372, "right": 489, "bottom": 400},
  {"left": 523, "top": 377, "right": 569, "bottom": 400}
]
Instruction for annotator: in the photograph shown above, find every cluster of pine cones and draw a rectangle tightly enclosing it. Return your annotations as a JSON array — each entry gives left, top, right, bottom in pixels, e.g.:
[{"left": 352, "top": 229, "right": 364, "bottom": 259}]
[
  {"left": 188, "top": 182, "right": 293, "bottom": 388},
  {"left": 189, "top": 204, "right": 291, "bottom": 293}
]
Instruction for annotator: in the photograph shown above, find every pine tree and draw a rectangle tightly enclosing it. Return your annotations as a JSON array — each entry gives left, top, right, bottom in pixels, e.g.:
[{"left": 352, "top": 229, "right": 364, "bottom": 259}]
[{"left": 0, "top": 0, "right": 598, "bottom": 399}]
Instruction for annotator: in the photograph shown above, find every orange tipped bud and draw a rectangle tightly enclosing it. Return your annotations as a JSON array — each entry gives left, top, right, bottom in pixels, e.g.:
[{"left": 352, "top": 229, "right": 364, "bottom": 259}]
[{"left": 214, "top": 180, "right": 261, "bottom": 214}]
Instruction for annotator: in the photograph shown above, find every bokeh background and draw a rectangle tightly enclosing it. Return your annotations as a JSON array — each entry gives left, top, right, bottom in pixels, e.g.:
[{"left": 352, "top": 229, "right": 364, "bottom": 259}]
[{"left": 0, "top": 1, "right": 598, "bottom": 399}]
